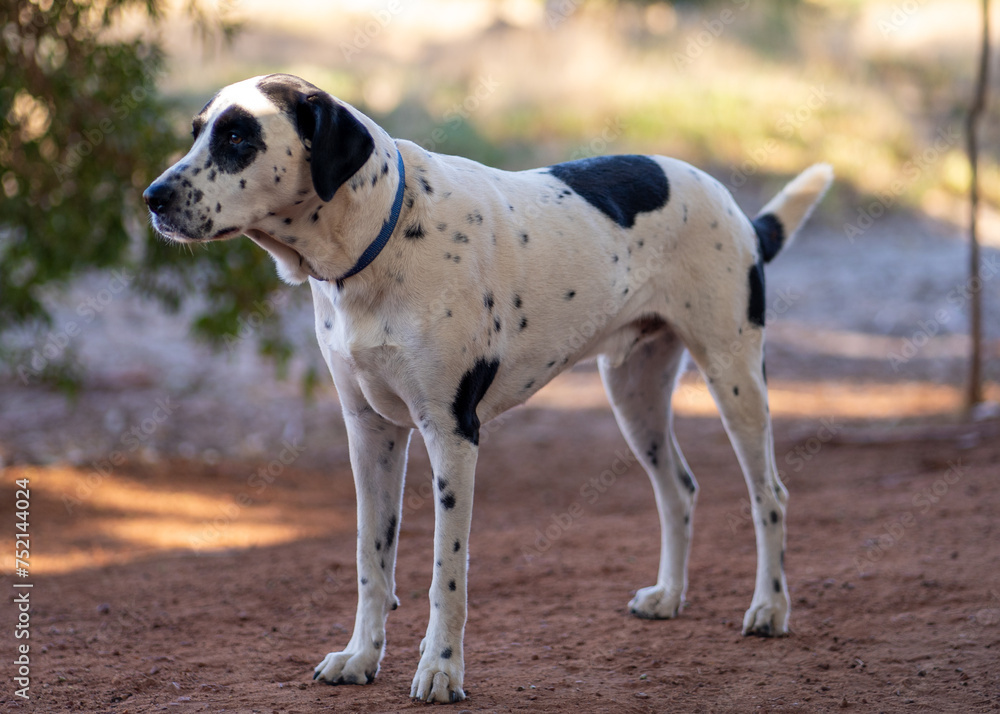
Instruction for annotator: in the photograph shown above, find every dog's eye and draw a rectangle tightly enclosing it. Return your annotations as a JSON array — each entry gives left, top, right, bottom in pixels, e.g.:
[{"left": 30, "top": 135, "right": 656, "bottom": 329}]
[{"left": 229, "top": 132, "right": 243, "bottom": 146}]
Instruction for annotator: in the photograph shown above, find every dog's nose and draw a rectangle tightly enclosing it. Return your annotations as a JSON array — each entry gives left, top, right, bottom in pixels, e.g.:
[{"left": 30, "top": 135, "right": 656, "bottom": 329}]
[{"left": 143, "top": 181, "right": 175, "bottom": 215}]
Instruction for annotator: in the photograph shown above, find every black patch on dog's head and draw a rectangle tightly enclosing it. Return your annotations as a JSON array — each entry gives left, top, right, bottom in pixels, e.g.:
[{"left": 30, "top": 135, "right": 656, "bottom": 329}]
[
  {"left": 208, "top": 105, "right": 265, "bottom": 175},
  {"left": 258, "top": 74, "right": 375, "bottom": 202},
  {"left": 191, "top": 93, "right": 218, "bottom": 140},
  {"left": 548, "top": 155, "right": 669, "bottom": 228}
]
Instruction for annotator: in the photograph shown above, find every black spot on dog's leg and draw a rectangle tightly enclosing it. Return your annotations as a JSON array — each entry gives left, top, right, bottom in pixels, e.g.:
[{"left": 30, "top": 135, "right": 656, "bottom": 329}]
[
  {"left": 547, "top": 155, "right": 669, "bottom": 228},
  {"left": 440, "top": 492, "right": 456, "bottom": 509},
  {"left": 453, "top": 540, "right": 461, "bottom": 552},
  {"left": 565, "top": 290, "right": 576, "bottom": 300},
  {"left": 451, "top": 358, "right": 500, "bottom": 445},
  {"left": 747, "top": 260, "right": 766, "bottom": 327},
  {"left": 770, "top": 510, "right": 778, "bottom": 524},
  {"left": 733, "top": 386, "right": 739, "bottom": 396},
  {"left": 385, "top": 514, "right": 397, "bottom": 548},
  {"left": 646, "top": 442, "right": 659, "bottom": 467},
  {"left": 448, "top": 580, "right": 456, "bottom": 591},
  {"left": 773, "top": 578, "right": 782, "bottom": 593},
  {"left": 483, "top": 292, "right": 494, "bottom": 310},
  {"left": 441, "top": 647, "right": 452, "bottom": 659},
  {"left": 678, "top": 467, "right": 696, "bottom": 494}
]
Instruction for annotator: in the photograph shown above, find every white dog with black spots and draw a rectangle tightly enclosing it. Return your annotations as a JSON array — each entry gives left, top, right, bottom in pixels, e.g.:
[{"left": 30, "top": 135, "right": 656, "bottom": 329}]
[{"left": 144, "top": 74, "right": 833, "bottom": 704}]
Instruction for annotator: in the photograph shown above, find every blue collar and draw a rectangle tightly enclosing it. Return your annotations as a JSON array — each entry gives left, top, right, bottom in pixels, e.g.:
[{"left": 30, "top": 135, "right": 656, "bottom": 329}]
[{"left": 335, "top": 148, "right": 406, "bottom": 289}]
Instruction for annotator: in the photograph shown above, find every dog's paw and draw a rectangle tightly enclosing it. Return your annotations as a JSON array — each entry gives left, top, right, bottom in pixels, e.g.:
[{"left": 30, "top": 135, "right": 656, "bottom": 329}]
[
  {"left": 410, "top": 651, "right": 465, "bottom": 703},
  {"left": 629, "top": 584, "right": 683, "bottom": 619},
  {"left": 313, "top": 649, "right": 380, "bottom": 686},
  {"left": 742, "top": 598, "right": 790, "bottom": 637}
]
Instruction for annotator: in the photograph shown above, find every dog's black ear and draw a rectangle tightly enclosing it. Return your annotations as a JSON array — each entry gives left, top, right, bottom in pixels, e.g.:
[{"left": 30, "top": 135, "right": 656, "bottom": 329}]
[{"left": 296, "top": 93, "right": 375, "bottom": 202}]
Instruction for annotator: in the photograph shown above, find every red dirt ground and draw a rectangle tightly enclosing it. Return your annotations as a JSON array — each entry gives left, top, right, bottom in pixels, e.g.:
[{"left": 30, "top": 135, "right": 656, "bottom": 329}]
[{"left": 2, "top": 375, "right": 999, "bottom": 713}]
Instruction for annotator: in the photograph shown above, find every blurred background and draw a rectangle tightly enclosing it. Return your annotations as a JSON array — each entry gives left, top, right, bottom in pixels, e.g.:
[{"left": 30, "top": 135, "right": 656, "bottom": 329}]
[
  {"left": 2, "top": 5, "right": 1000, "bottom": 710},
  {"left": 1, "top": 0, "right": 999, "bottom": 561}
]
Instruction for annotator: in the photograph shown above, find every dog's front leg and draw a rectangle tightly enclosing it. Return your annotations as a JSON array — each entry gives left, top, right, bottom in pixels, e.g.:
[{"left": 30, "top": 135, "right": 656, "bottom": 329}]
[
  {"left": 410, "top": 423, "right": 478, "bottom": 703},
  {"left": 313, "top": 365, "right": 411, "bottom": 686}
]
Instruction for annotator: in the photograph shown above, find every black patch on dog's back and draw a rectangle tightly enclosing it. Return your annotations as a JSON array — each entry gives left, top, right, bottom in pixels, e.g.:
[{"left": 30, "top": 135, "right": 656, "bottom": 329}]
[
  {"left": 452, "top": 358, "right": 500, "bottom": 445},
  {"left": 209, "top": 105, "right": 265, "bottom": 174},
  {"left": 548, "top": 155, "right": 669, "bottom": 228},
  {"left": 747, "top": 260, "right": 766, "bottom": 327},
  {"left": 753, "top": 213, "right": 785, "bottom": 263}
]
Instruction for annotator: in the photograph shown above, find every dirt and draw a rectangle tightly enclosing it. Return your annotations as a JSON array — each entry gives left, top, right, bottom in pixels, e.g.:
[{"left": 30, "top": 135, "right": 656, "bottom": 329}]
[
  {"left": 2, "top": 208, "right": 1000, "bottom": 713},
  {"left": 1, "top": 375, "right": 999, "bottom": 713}
]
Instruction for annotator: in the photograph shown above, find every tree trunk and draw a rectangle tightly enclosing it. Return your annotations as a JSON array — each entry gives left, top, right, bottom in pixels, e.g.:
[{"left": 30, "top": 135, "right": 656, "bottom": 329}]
[{"left": 966, "top": 0, "right": 991, "bottom": 412}]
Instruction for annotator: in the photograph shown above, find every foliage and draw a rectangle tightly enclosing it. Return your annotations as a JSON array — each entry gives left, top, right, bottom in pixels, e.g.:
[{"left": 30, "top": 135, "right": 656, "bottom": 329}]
[{"left": 0, "top": 0, "right": 288, "bottom": 378}]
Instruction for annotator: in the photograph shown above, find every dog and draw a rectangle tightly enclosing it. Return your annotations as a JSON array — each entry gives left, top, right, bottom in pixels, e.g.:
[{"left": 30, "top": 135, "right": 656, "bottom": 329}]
[{"left": 144, "top": 73, "right": 832, "bottom": 703}]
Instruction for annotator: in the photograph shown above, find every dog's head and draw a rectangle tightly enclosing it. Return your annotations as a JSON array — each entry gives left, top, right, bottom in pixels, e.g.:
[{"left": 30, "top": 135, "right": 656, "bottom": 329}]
[{"left": 143, "top": 74, "right": 375, "bottom": 244}]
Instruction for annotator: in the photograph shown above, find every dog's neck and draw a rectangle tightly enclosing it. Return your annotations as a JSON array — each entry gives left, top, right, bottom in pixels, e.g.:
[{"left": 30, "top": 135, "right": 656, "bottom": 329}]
[{"left": 246, "top": 119, "right": 407, "bottom": 294}]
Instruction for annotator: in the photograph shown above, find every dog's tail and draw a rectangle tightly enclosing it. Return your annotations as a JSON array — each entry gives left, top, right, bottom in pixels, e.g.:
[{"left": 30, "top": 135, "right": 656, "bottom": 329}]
[{"left": 752, "top": 163, "right": 833, "bottom": 263}]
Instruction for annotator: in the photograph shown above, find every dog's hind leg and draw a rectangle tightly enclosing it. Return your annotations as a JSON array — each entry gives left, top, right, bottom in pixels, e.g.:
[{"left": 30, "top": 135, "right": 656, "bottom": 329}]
[
  {"left": 313, "top": 354, "right": 412, "bottom": 686},
  {"left": 599, "top": 330, "right": 697, "bottom": 620},
  {"left": 680, "top": 309, "right": 790, "bottom": 636}
]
